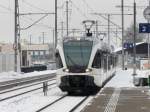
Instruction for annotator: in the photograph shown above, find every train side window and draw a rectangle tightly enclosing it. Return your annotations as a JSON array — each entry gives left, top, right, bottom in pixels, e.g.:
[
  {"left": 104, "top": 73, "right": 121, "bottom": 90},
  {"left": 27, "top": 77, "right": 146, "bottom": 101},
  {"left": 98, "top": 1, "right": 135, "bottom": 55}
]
[
  {"left": 55, "top": 52, "right": 63, "bottom": 68},
  {"left": 104, "top": 56, "right": 107, "bottom": 72},
  {"left": 92, "top": 51, "right": 101, "bottom": 68}
]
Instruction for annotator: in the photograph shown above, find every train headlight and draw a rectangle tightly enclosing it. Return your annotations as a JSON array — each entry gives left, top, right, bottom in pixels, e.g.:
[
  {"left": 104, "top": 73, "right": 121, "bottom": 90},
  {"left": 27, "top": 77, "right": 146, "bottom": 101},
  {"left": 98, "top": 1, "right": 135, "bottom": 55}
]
[
  {"left": 63, "top": 68, "right": 69, "bottom": 72},
  {"left": 86, "top": 68, "right": 92, "bottom": 72}
]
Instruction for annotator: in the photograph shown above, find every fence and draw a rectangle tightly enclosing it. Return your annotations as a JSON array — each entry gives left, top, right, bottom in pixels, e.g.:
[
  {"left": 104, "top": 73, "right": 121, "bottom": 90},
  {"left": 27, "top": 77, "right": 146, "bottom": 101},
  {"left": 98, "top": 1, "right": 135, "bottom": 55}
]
[{"left": 0, "top": 53, "right": 14, "bottom": 73}]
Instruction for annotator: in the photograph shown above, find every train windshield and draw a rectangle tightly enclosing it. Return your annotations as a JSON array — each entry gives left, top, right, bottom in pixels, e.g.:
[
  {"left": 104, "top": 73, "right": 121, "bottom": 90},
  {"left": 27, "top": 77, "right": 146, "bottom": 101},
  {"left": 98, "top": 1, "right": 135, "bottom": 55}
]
[{"left": 63, "top": 39, "right": 93, "bottom": 72}]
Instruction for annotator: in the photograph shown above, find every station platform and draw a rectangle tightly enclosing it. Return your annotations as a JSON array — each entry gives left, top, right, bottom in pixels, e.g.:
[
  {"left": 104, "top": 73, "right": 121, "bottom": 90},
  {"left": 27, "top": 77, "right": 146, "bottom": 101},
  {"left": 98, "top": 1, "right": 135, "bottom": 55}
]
[{"left": 82, "top": 87, "right": 150, "bottom": 112}]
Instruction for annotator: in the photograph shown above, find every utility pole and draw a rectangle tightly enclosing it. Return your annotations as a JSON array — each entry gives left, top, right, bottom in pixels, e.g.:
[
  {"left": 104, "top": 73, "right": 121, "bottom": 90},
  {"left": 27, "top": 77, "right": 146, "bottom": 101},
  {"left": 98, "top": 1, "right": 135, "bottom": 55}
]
[
  {"left": 55, "top": 0, "right": 57, "bottom": 48},
  {"left": 116, "top": 28, "right": 118, "bottom": 46},
  {"left": 30, "top": 35, "right": 32, "bottom": 45},
  {"left": 121, "top": 0, "right": 125, "bottom": 70},
  {"left": 148, "top": 1, "right": 150, "bottom": 67},
  {"left": 108, "top": 14, "right": 110, "bottom": 46},
  {"left": 39, "top": 37, "right": 41, "bottom": 44},
  {"left": 66, "top": 1, "right": 69, "bottom": 37},
  {"left": 14, "top": 0, "right": 20, "bottom": 72},
  {"left": 133, "top": 0, "right": 137, "bottom": 75},
  {"left": 52, "top": 29, "right": 55, "bottom": 60},
  {"left": 42, "top": 32, "right": 45, "bottom": 44},
  {"left": 61, "top": 21, "right": 64, "bottom": 38},
  {"left": 91, "top": 12, "right": 132, "bottom": 47},
  {"left": 96, "top": 21, "right": 98, "bottom": 39}
]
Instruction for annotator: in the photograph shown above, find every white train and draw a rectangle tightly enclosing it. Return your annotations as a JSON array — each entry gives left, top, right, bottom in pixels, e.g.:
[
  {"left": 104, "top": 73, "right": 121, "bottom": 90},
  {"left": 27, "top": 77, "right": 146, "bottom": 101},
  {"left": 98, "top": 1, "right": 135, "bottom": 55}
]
[{"left": 56, "top": 21, "right": 117, "bottom": 94}]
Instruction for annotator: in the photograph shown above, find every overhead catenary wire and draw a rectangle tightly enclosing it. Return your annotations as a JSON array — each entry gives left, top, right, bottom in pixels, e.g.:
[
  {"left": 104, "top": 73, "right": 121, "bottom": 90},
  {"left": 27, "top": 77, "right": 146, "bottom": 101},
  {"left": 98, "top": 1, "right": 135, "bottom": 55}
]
[
  {"left": 0, "top": 4, "right": 13, "bottom": 12},
  {"left": 0, "top": 1, "right": 53, "bottom": 30},
  {"left": 70, "top": 0, "right": 88, "bottom": 19},
  {"left": 20, "top": 14, "right": 49, "bottom": 30},
  {"left": 80, "top": 0, "right": 123, "bottom": 47},
  {"left": 81, "top": 0, "right": 122, "bottom": 29},
  {"left": 21, "top": 0, "right": 49, "bottom": 12}
]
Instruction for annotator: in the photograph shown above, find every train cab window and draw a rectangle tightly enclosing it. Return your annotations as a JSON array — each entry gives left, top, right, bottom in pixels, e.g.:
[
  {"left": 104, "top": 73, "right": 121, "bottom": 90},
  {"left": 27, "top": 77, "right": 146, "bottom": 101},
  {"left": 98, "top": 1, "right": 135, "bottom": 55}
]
[
  {"left": 108, "top": 56, "right": 111, "bottom": 70},
  {"left": 55, "top": 52, "right": 63, "bottom": 68},
  {"left": 92, "top": 51, "right": 101, "bottom": 68}
]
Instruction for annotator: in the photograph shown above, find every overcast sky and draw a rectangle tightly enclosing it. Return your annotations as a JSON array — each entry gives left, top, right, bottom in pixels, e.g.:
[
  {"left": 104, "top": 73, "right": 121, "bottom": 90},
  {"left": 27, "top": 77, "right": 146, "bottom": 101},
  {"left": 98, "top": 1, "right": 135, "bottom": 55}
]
[{"left": 0, "top": 0, "right": 148, "bottom": 43}]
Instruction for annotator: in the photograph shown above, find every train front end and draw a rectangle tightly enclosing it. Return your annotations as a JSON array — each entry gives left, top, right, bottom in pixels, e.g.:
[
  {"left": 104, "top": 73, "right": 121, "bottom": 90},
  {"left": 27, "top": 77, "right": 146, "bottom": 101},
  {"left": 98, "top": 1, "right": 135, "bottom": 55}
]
[{"left": 56, "top": 38, "right": 100, "bottom": 94}]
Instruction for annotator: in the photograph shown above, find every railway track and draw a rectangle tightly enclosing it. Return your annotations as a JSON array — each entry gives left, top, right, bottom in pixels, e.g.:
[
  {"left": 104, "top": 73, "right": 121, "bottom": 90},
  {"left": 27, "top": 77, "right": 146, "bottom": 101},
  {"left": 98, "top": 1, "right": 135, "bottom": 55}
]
[
  {"left": 0, "top": 78, "right": 56, "bottom": 94},
  {"left": 0, "top": 79, "right": 57, "bottom": 102},
  {"left": 69, "top": 96, "right": 89, "bottom": 112},
  {"left": 36, "top": 95, "right": 89, "bottom": 112},
  {"left": 0, "top": 73, "right": 56, "bottom": 91},
  {"left": 36, "top": 95, "right": 68, "bottom": 112}
]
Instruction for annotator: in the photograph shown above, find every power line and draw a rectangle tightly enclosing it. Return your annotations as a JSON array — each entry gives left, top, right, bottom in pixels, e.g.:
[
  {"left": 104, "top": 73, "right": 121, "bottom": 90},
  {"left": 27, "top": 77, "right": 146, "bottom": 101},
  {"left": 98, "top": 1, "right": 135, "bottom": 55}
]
[
  {"left": 70, "top": 0, "right": 88, "bottom": 19},
  {"left": 58, "top": 2, "right": 65, "bottom": 9},
  {"left": 20, "top": 14, "right": 49, "bottom": 30},
  {"left": 21, "top": 0, "right": 49, "bottom": 12},
  {"left": 19, "top": 12, "right": 55, "bottom": 16},
  {"left": 91, "top": 13, "right": 122, "bottom": 29},
  {"left": 0, "top": 2, "right": 53, "bottom": 30},
  {"left": 0, "top": 2, "right": 53, "bottom": 32},
  {"left": 0, "top": 4, "right": 13, "bottom": 12},
  {"left": 81, "top": 0, "right": 122, "bottom": 29},
  {"left": 81, "top": 0, "right": 93, "bottom": 12}
]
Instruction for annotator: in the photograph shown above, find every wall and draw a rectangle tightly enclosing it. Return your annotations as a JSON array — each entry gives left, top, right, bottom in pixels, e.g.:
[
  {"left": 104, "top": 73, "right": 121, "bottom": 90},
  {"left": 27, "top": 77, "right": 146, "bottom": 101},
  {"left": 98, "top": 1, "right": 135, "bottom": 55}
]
[{"left": 0, "top": 53, "right": 14, "bottom": 72}]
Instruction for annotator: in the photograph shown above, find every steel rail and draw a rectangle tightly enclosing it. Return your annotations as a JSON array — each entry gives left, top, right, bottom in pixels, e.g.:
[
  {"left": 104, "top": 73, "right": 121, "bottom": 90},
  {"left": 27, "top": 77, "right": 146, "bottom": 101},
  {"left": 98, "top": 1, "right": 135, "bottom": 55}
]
[
  {"left": 36, "top": 95, "right": 67, "bottom": 112},
  {"left": 69, "top": 96, "right": 89, "bottom": 112},
  {"left": 0, "top": 78, "right": 56, "bottom": 94},
  {"left": 0, "top": 82, "right": 56, "bottom": 102},
  {"left": 0, "top": 73, "right": 56, "bottom": 88}
]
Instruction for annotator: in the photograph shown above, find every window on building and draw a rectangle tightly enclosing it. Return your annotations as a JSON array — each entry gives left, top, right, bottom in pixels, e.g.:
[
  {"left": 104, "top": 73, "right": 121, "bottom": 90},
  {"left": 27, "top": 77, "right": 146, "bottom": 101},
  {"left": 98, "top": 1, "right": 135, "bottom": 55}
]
[
  {"left": 40, "top": 51, "right": 44, "bottom": 56},
  {"left": 45, "top": 51, "right": 49, "bottom": 55},
  {"left": 30, "top": 51, "right": 33, "bottom": 55},
  {"left": 34, "top": 51, "right": 38, "bottom": 55}
]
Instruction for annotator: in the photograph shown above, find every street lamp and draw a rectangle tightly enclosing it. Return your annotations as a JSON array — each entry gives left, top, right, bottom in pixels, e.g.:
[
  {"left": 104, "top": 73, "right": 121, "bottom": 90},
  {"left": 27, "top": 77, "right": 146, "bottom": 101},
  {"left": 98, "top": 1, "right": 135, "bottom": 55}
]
[
  {"left": 133, "top": 0, "right": 137, "bottom": 76},
  {"left": 121, "top": 0, "right": 125, "bottom": 70}
]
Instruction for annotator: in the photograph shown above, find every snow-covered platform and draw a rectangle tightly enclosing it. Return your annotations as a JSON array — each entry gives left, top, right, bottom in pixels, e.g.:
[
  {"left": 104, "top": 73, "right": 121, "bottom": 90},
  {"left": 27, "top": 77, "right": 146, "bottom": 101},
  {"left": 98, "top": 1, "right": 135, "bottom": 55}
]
[
  {"left": 82, "top": 87, "right": 150, "bottom": 112},
  {"left": 82, "top": 69, "right": 150, "bottom": 112}
]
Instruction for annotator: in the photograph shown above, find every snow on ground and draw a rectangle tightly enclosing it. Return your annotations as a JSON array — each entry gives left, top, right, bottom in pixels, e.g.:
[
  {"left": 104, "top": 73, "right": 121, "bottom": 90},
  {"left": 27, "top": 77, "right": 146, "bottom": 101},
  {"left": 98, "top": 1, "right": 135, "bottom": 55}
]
[
  {"left": 135, "top": 69, "right": 150, "bottom": 78},
  {"left": 0, "top": 70, "right": 57, "bottom": 82},
  {"left": 0, "top": 68, "right": 148, "bottom": 112},
  {"left": 0, "top": 87, "right": 66, "bottom": 112},
  {"left": 105, "top": 68, "right": 135, "bottom": 87},
  {"left": 106, "top": 68, "right": 150, "bottom": 88}
]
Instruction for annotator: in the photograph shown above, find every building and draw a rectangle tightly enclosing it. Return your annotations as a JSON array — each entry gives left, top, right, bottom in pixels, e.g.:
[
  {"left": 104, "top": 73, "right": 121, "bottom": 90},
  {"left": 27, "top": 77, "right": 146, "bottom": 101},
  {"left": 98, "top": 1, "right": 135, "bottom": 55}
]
[
  {"left": 21, "top": 44, "right": 54, "bottom": 67},
  {"left": 115, "top": 42, "right": 148, "bottom": 69},
  {"left": 0, "top": 43, "right": 14, "bottom": 72},
  {"left": 0, "top": 43, "right": 14, "bottom": 53}
]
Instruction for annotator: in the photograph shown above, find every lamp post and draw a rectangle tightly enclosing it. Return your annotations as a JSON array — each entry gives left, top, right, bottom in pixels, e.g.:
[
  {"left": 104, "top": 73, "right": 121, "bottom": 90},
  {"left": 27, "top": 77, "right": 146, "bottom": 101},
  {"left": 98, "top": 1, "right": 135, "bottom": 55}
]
[
  {"left": 133, "top": 0, "right": 137, "bottom": 76},
  {"left": 121, "top": 0, "right": 125, "bottom": 70},
  {"left": 55, "top": 0, "right": 57, "bottom": 48}
]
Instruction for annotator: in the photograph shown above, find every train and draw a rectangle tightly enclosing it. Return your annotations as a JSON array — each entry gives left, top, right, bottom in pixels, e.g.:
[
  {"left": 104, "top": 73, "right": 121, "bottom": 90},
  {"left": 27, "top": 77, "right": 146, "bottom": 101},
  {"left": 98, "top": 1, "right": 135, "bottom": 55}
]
[{"left": 55, "top": 20, "right": 117, "bottom": 94}]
